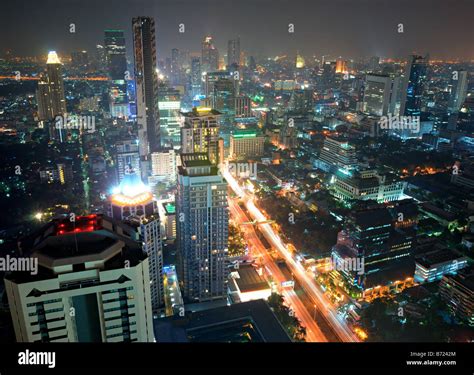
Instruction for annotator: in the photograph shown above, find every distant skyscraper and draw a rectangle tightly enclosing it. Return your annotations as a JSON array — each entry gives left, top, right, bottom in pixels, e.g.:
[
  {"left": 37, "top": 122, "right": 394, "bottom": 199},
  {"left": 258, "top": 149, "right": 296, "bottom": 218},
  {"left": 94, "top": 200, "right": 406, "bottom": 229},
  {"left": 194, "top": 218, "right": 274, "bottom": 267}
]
[
  {"left": 181, "top": 107, "right": 221, "bottom": 165},
  {"left": 211, "top": 78, "right": 236, "bottom": 125},
  {"left": 36, "top": 51, "right": 67, "bottom": 121},
  {"left": 201, "top": 36, "right": 219, "bottom": 73},
  {"left": 109, "top": 173, "right": 164, "bottom": 312},
  {"left": 105, "top": 29, "right": 129, "bottom": 118},
  {"left": 158, "top": 85, "right": 181, "bottom": 148},
  {"left": 115, "top": 139, "right": 141, "bottom": 183},
  {"left": 400, "top": 55, "right": 427, "bottom": 117},
  {"left": 364, "top": 74, "right": 401, "bottom": 116},
  {"left": 191, "top": 57, "right": 202, "bottom": 97},
  {"left": 449, "top": 70, "right": 468, "bottom": 113},
  {"left": 170, "top": 48, "right": 180, "bottom": 86},
  {"left": 176, "top": 153, "right": 229, "bottom": 302},
  {"left": 132, "top": 16, "right": 161, "bottom": 177},
  {"left": 227, "top": 37, "right": 240, "bottom": 68},
  {"left": 5, "top": 215, "right": 155, "bottom": 342}
]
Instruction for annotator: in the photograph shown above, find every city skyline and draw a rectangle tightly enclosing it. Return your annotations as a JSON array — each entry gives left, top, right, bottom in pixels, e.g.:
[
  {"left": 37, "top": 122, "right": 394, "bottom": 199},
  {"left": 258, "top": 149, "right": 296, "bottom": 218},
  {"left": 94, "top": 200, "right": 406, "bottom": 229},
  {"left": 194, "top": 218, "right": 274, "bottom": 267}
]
[{"left": 1, "top": 0, "right": 474, "bottom": 60}]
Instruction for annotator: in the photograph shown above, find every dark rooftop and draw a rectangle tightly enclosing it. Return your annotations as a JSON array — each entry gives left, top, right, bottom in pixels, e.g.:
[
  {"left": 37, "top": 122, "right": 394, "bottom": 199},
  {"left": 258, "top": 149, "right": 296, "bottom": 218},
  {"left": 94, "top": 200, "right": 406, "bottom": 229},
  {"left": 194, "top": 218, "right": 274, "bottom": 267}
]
[
  {"left": 154, "top": 299, "right": 291, "bottom": 343},
  {"left": 416, "top": 248, "right": 466, "bottom": 268}
]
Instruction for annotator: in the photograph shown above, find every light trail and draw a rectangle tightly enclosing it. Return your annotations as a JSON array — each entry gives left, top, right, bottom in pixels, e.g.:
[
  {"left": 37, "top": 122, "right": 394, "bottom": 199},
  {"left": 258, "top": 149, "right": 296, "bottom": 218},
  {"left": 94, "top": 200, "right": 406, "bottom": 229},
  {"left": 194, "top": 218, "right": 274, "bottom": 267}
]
[{"left": 223, "top": 167, "right": 359, "bottom": 342}]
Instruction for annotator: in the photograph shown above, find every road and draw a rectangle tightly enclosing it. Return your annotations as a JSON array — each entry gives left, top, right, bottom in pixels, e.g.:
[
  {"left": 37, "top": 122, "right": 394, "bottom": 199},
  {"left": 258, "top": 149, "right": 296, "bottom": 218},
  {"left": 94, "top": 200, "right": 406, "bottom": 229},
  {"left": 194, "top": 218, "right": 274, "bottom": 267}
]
[
  {"left": 229, "top": 198, "right": 327, "bottom": 342},
  {"left": 224, "top": 168, "right": 359, "bottom": 342}
]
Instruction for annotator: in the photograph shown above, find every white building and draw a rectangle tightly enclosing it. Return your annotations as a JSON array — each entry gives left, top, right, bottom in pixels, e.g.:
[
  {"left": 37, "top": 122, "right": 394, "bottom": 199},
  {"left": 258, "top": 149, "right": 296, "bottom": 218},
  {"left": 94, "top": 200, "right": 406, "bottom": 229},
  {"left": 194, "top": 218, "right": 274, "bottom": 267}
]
[{"left": 5, "top": 215, "right": 154, "bottom": 342}]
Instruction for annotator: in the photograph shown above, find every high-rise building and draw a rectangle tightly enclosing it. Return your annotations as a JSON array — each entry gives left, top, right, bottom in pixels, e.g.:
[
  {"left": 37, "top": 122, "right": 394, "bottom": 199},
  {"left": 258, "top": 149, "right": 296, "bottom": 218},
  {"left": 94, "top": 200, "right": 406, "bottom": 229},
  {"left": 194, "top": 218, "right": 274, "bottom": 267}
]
[
  {"left": 105, "top": 29, "right": 129, "bottom": 118},
  {"left": 158, "top": 85, "right": 181, "bottom": 148},
  {"left": 211, "top": 78, "right": 236, "bottom": 125},
  {"left": 227, "top": 37, "right": 240, "bottom": 68},
  {"left": 132, "top": 16, "right": 161, "bottom": 176},
  {"left": 201, "top": 36, "right": 219, "bottom": 74},
  {"left": 439, "top": 266, "right": 474, "bottom": 327},
  {"left": 230, "top": 129, "right": 265, "bottom": 159},
  {"left": 399, "top": 55, "right": 427, "bottom": 117},
  {"left": 364, "top": 74, "right": 401, "bottom": 116},
  {"left": 150, "top": 149, "right": 178, "bottom": 184},
  {"left": 448, "top": 70, "right": 468, "bottom": 113},
  {"left": 5, "top": 215, "right": 155, "bottom": 342},
  {"left": 181, "top": 107, "right": 221, "bottom": 165},
  {"left": 170, "top": 48, "right": 181, "bottom": 86},
  {"left": 235, "top": 95, "right": 251, "bottom": 118},
  {"left": 36, "top": 51, "right": 67, "bottom": 121},
  {"left": 109, "top": 173, "right": 164, "bottom": 312},
  {"left": 191, "top": 57, "right": 202, "bottom": 98},
  {"left": 176, "top": 153, "right": 229, "bottom": 302},
  {"left": 115, "top": 139, "right": 141, "bottom": 183},
  {"left": 316, "top": 137, "right": 358, "bottom": 173}
]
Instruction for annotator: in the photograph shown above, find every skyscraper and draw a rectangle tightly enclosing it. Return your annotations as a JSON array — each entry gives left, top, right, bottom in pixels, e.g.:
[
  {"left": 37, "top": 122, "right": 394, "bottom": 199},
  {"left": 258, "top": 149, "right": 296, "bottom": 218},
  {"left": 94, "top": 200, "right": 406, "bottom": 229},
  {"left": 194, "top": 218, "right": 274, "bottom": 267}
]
[
  {"left": 181, "top": 107, "right": 221, "bottom": 165},
  {"left": 201, "top": 36, "right": 219, "bottom": 74},
  {"left": 109, "top": 173, "right": 164, "bottom": 312},
  {"left": 132, "top": 16, "right": 161, "bottom": 177},
  {"left": 5, "top": 215, "right": 155, "bottom": 342},
  {"left": 176, "top": 153, "right": 229, "bottom": 302},
  {"left": 399, "top": 55, "right": 427, "bottom": 117},
  {"left": 448, "top": 70, "right": 468, "bottom": 113},
  {"left": 191, "top": 57, "right": 202, "bottom": 98},
  {"left": 158, "top": 84, "right": 181, "bottom": 148},
  {"left": 105, "top": 29, "right": 129, "bottom": 118},
  {"left": 36, "top": 51, "right": 67, "bottom": 121},
  {"left": 227, "top": 37, "right": 240, "bottom": 68},
  {"left": 364, "top": 74, "right": 401, "bottom": 116},
  {"left": 115, "top": 139, "right": 141, "bottom": 183}
]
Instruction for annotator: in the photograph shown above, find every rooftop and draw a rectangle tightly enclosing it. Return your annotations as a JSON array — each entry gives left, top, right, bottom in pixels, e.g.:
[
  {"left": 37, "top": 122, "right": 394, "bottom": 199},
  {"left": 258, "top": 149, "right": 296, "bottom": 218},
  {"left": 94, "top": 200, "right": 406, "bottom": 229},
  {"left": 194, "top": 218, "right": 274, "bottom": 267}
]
[{"left": 154, "top": 299, "right": 291, "bottom": 343}]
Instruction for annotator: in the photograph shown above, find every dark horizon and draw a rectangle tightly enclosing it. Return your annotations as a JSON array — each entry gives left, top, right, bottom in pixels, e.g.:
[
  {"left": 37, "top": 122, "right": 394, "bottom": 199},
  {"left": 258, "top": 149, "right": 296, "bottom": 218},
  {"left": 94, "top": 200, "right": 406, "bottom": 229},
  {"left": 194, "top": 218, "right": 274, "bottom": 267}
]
[{"left": 1, "top": 0, "right": 473, "bottom": 60}]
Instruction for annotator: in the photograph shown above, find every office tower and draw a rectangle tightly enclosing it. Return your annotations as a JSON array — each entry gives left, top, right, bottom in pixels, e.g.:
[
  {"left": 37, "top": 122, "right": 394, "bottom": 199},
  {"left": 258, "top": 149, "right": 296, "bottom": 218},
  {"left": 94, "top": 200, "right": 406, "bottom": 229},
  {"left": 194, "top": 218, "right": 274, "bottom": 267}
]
[
  {"left": 227, "top": 37, "right": 240, "bottom": 68},
  {"left": 335, "top": 58, "right": 347, "bottom": 74},
  {"left": 95, "top": 44, "right": 108, "bottom": 70},
  {"left": 109, "top": 173, "right": 164, "bottom": 312},
  {"left": 158, "top": 85, "right": 181, "bottom": 148},
  {"left": 235, "top": 95, "right": 251, "bottom": 118},
  {"left": 105, "top": 29, "right": 129, "bottom": 118},
  {"left": 36, "top": 51, "right": 67, "bottom": 121},
  {"left": 150, "top": 149, "right": 178, "bottom": 184},
  {"left": 201, "top": 36, "right": 219, "bottom": 73},
  {"left": 176, "top": 153, "right": 229, "bottom": 302},
  {"left": 70, "top": 50, "right": 89, "bottom": 69},
  {"left": 191, "top": 57, "right": 202, "bottom": 97},
  {"left": 115, "top": 139, "right": 141, "bottom": 183},
  {"left": 364, "top": 74, "right": 401, "bottom": 116},
  {"left": 211, "top": 78, "right": 236, "bottom": 125},
  {"left": 230, "top": 129, "right": 265, "bottom": 159},
  {"left": 439, "top": 266, "right": 474, "bottom": 327},
  {"left": 332, "top": 201, "right": 416, "bottom": 298},
  {"left": 448, "top": 70, "right": 468, "bottom": 112},
  {"left": 5, "top": 215, "right": 155, "bottom": 342},
  {"left": 170, "top": 48, "right": 181, "bottom": 86},
  {"left": 317, "top": 137, "right": 357, "bottom": 173},
  {"left": 181, "top": 107, "right": 221, "bottom": 165},
  {"left": 399, "top": 55, "right": 427, "bottom": 117},
  {"left": 132, "top": 16, "right": 161, "bottom": 175},
  {"left": 204, "top": 71, "right": 233, "bottom": 96}
]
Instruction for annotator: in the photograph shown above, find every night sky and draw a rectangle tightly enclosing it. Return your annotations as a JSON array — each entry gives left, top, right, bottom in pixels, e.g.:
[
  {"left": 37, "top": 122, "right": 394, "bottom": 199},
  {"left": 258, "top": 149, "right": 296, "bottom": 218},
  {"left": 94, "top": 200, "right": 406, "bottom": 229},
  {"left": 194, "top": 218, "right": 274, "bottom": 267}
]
[{"left": 1, "top": 0, "right": 473, "bottom": 60}]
